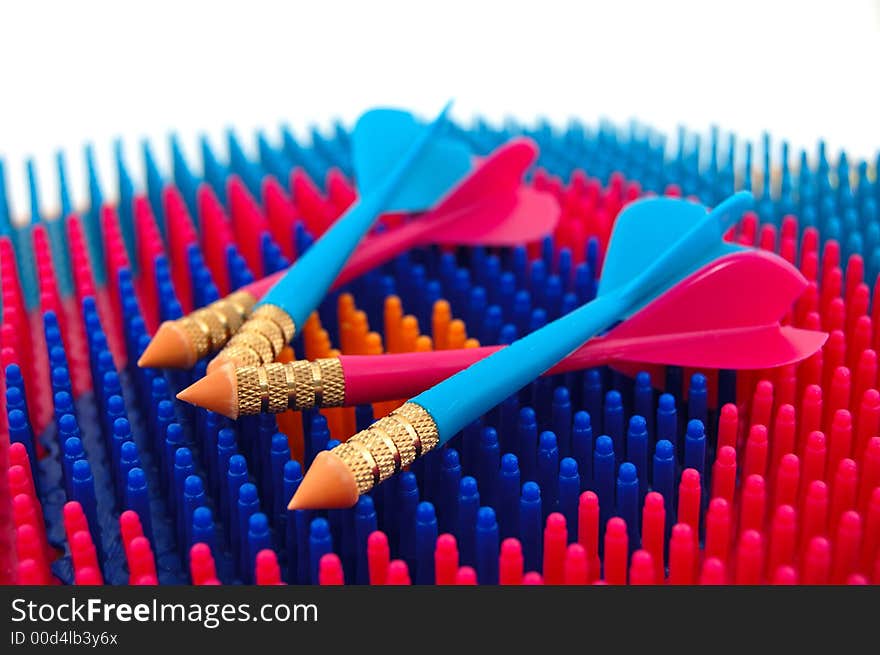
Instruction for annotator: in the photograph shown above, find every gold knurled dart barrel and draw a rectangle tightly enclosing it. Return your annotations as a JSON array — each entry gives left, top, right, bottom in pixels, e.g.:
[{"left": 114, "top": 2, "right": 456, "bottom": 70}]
[
  {"left": 236, "top": 358, "right": 346, "bottom": 415},
  {"left": 329, "top": 402, "right": 440, "bottom": 495},
  {"left": 214, "top": 303, "right": 297, "bottom": 368},
  {"left": 176, "top": 290, "right": 257, "bottom": 360}
]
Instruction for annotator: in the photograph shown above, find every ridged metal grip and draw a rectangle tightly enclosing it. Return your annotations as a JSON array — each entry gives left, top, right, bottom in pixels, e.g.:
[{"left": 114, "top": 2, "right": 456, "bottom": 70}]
[
  {"left": 216, "top": 303, "right": 296, "bottom": 367},
  {"left": 235, "top": 358, "right": 346, "bottom": 415},
  {"left": 329, "top": 402, "right": 440, "bottom": 495},
  {"left": 175, "top": 290, "right": 257, "bottom": 359}
]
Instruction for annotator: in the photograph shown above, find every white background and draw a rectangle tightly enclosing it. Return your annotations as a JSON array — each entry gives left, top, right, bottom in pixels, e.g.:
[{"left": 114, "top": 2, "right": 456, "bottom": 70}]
[{"left": 0, "top": 0, "right": 878, "bottom": 222}]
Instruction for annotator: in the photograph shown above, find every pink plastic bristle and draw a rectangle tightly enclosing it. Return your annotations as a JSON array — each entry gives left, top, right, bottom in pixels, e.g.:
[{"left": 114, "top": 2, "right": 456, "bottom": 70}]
[
  {"left": 74, "top": 566, "right": 102, "bottom": 585},
  {"left": 62, "top": 502, "right": 89, "bottom": 542},
  {"left": 23, "top": 310, "right": 55, "bottom": 423},
  {"left": 255, "top": 549, "right": 283, "bottom": 585},
  {"left": 262, "top": 176, "right": 299, "bottom": 260},
  {"left": 821, "top": 240, "right": 841, "bottom": 282},
  {"left": 164, "top": 186, "right": 201, "bottom": 313},
  {"left": 16, "top": 559, "right": 46, "bottom": 585},
  {"left": 325, "top": 168, "right": 357, "bottom": 217},
  {"left": 64, "top": 216, "right": 113, "bottom": 384},
  {"left": 15, "top": 524, "right": 50, "bottom": 584},
  {"left": 196, "top": 184, "right": 235, "bottom": 295},
  {"left": 1, "top": 320, "right": 21, "bottom": 369},
  {"left": 189, "top": 543, "right": 217, "bottom": 585},
  {"left": 133, "top": 196, "right": 166, "bottom": 331},
  {"left": 127, "top": 536, "right": 157, "bottom": 584},
  {"left": 780, "top": 236, "right": 796, "bottom": 265},
  {"left": 820, "top": 267, "right": 843, "bottom": 321},
  {"left": 227, "top": 176, "right": 269, "bottom": 278},
  {"left": 68, "top": 216, "right": 97, "bottom": 301},
  {"left": 781, "top": 214, "right": 798, "bottom": 241},
  {"left": 759, "top": 224, "right": 777, "bottom": 252},
  {"left": 794, "top": 282, "right": 819, "bottom": 326},
  {"left": 846, "top": 286, "right": 870, "bottom": 344},
  {"left": 0, "top": 283, "right": 33, "bottom": 387},
  {"left": 119, "top": 510, "right": 144, "bottom": 564},
  {"left": 801, "top": 251, "right": 819, "bottom": 283},
  {"left": 70, "top": 530, "right": 100, "bottom": 574},
  {"left": 845, "top": 254, "right": 864, "bottom": 302},
  {"left": 12, "top": 493, "right": 43, "bottom": 542},
  {"left": 33, "top": 226, "right": 66, "bottom": 339},
  {"left": 290, "top": 167, "right": 333, "bottom": 236},
  {"left": 100, "top": 206, "right": 134, "bottom": 352},
  {"left": 738, "top": 211, "right": 758, "bottom": 246}
]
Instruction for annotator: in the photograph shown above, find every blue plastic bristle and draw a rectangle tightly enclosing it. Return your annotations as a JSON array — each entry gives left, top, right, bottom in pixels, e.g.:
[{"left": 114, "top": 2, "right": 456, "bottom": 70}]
[
  {"left": 246, "top": 512, "right": 271, "bottom": 584},
  {"left": 227, "top": 129, "right": 262, "bottom": 198},
  {"left": 308, "top": 517, "right": 332, "bottom": 585},
  {"left": 192, "top": 507, "right": 216, "bottom": 554},
  {"left": 225, "top": 454, "right": 248, "bottom": 557},
  {"left": 582, "top": 369, "right": 604, "bottom": 435},
  {"left": 53, "top": 390, "right": 75, "bottom": 424},
  {"left": 396, "top": 471, "right": 419, "bottom": 569},
  {"left": 142, "top": 140, "right": 166, "bottom": 238},
  {"left": 183, "top": 474, "right": 207, "bottom": 557},
  {"left": 257, "top": 132, "right": 288, "bottom": 183},
  {"left": 519, "top": 481, "right": 541, "bottom": 572},
  {"left": 688, "top": 373, "right": 708, "bottom": 430},
  {"left": 604, "top": 390, "right": 624, "bottom": 463},
  {"left": 634, "top": 372, "right": 654, "bottom": 438},
  {"left": 237, "top": 481, "right": 261, "bottom": 578},
  {"left": 282, "top": 460, "right": 303, "bottom": 577},
  {"left": 496, "top": 393, "right": 519, "bottom": 456},
  {"left": 516, "top": 407, "right": 538, "bottom": 484},
  {"left": 684, "top": 419, "right": 707, "bottom": 482},
  {"left": 455, "top": 476, "right": 479, "bottom": 567},
  {"left": 551, "top": 386, "right": 572, "bottom": 458},
  {"left": 354, "top": 496, "right": 377, "bottom": 585},
  {"left": 83, "top": 144, "right": 106, "bottom": 283},
  {"left": 0, "top": 158, "right": 10, "bottom": 236},
  {"left": 557, "top": 457, "right": 579, "bottom": 542},
  {"left": 626, "top": 415, "right": 649, "bottom": 502},
  {"left": 478, "top": 427, "right": 500, "bottom": 508},
  {"left": 200, "top": 135, "right": 228, "bottom": 205},
  {"left": 173, "top": 447, "right": 195, "bottom": 542},
  {"left": 537, "top": 431, "right": 559, "bottom": 518},
  {"left": 219, "top": 433, "right": 241, "bottom": 540},
  {"left": 226, "top": 245, "right": 254, "bottom": 290},
  {"left": 652, "top": 440, "right": 676, "bottom": 534},
  {"left": 414, "top": 502, "right": 438, "bottom": 584},
  {"left": 497, "top": 453, "right": 520, "bottom": 540},
  {"left": 571, "top": 411, "right": 593, "bottom": 492},
  {"left": 163, "top": 423, "right": 185, "bottom": 504},
  {"left": 71, "top": 458, "right": 102, "bottom": 558},
  {"left": 125, "top": 468, "right": 153, "bottom": 542},
  {"left": 5, "top": 364, "right": 30, "bottom": 419},
  {"left": 617, "top": 462, "right": 639, "bottom": 550},
  {"left": 8, "top": 408, "right": 38, "bottom": 488},
  {"left": 110, "top": 418, "right": 134, "bottom": 502},
  {"left": 270, "top": 434, "right": 291, "bottom": 524},
  {"left": 594, "top": 435, "right": 615, "bottom": 530},
  {"left": 475, "top": 506, "right": 499, "bottom": 584},
  {"left": 170, "top": 134, "right": 200, "bottom": 220},
  {"left": 113, "top": 141, "right": 137, "bottom": 271},
  {"left": 656, "top": 393, "right": 678, "bottom": 452},
  {"left": 61, "top": 432, "right": 85, "bottom": 497},
  {"left": 118, "top": 441, "right": 141, "bottom": 510},
  {"left": 25, "top": 159, "right": 41, "bottom": 226}
]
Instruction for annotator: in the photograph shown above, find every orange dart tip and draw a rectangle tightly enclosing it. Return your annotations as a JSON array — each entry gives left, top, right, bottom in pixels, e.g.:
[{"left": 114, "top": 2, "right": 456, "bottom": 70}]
[
  {"left": 287, "top": 451, "right": 359, "bottom": 510},
  {"left": 137, "top": 321, "right": 197, "bottom": 369},
  {"left": 176, "top": 363, "right": 240, "bottom": 419}
]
